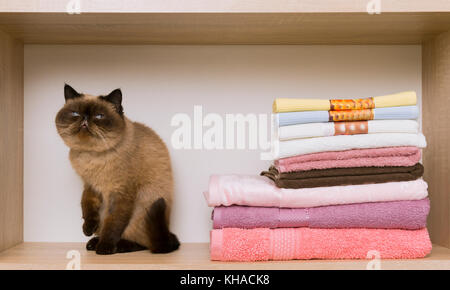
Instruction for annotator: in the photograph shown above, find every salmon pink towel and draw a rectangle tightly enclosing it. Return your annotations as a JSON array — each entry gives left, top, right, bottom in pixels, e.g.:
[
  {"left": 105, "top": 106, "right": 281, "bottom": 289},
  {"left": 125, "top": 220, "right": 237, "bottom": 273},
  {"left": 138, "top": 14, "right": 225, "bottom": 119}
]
[
  {"left": 275, "top": 146, "right": 421, "bottom": 172},
  {"left": 212, "top": 198, "right": 430, "bottom": 230},
  {"left": 204, "top": 175, "right": 428, "bottom": 208},
  {"left": 210, "top": 228, "right": 432, "bottom": 261}
]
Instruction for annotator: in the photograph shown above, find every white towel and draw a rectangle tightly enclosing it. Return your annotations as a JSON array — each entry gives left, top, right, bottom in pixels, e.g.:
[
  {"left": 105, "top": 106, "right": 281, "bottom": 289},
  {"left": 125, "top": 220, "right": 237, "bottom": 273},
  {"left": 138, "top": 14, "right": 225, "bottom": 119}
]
[
  {"left": 272, "top": 133, "right": 426, "bottom": 159},
  {"left": 277, "top": 120, "right": 419, "bottom": 141}
]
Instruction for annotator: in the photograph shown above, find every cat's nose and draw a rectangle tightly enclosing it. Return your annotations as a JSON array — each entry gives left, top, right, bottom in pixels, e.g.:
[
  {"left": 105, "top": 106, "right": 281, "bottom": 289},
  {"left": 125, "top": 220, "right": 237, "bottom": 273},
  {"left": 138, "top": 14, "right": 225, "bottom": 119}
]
[{"left": 81, "top": 120, "right": 88, "bottom": 128}]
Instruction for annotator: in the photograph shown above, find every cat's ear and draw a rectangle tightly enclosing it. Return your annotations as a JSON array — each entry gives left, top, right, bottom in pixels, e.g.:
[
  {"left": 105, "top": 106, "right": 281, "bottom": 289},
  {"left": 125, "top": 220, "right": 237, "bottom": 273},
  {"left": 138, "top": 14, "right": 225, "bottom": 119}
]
[
  {"left": 104, "top": 89, "right": 122, "bottom": 106},
  {"left": 64, "top": 84, "right": 81, "bottom": 102},
  {"left": 102, "top": 89, "right": 123, "bottom": 115}
]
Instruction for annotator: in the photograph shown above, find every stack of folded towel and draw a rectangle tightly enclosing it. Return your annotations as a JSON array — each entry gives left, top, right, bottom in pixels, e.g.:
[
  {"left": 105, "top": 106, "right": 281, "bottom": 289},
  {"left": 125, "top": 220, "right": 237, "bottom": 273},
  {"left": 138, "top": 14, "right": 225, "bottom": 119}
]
[{"left": 204, "top": 91, "right": 432, "bottom": 262}]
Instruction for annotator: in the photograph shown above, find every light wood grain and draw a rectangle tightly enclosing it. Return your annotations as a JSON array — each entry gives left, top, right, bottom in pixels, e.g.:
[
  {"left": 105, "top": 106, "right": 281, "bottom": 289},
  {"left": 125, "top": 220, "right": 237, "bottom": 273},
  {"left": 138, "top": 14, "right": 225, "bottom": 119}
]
[
  {"left": 0, "top": 2, "right": 448, "bottom": 258},
  {"left": 1, "top": 0, "right": 450, "bottom": 13},
  {"left": 423, "top": 31, "right": 450, "bottom": 248},
  {"left": 0, "top": 12, "right": 450, "bottom": 44},
  {"left": 0, "top": 29, "right": 23, "bottom": 252},
  {"left": 0, "top": 242, "right": 448, "bottom": 270}
]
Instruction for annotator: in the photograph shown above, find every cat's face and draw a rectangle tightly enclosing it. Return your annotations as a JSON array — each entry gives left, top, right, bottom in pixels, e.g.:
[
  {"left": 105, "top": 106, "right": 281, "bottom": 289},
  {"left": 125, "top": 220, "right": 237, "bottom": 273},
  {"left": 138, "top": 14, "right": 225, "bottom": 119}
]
[{"left": 55, "top": 85, "right": 126, "bottom": 152}]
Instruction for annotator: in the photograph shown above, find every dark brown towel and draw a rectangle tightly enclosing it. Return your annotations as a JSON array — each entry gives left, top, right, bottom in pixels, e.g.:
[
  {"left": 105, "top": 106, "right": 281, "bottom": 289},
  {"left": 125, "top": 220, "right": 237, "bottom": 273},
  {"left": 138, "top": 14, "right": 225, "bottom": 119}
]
[{"left": 261, "top": 163, "right": 424, "bottom": 189}]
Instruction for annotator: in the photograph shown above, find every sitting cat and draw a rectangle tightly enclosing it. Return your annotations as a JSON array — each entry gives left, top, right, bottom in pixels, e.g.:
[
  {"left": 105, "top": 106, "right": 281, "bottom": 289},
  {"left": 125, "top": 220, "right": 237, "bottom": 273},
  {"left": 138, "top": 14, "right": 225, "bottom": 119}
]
[{"left": 55, "top": 84, "right": 179, "bottom": 255}]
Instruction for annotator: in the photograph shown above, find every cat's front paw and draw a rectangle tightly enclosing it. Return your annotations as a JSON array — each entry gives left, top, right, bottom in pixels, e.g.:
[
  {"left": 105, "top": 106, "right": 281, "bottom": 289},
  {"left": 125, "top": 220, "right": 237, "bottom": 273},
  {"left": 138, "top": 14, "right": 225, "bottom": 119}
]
[
  {"left": 83, "top": 219, "right": 98, "bottom": 237},
  {"left": 95, "top": 240, "right": 117, "bottom": 255},
  {"left": 86, "top": 237, "right": 99, "bottom": 251}
]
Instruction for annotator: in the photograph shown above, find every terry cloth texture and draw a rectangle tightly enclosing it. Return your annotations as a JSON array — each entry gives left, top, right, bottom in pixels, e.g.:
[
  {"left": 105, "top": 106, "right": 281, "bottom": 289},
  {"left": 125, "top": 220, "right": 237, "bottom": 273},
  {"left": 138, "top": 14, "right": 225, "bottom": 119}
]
[
  {"left": 275, "top": 146, "right": 421, "bottom": 172},
  {"left": 210, "top": 227, "right": 432, "bottom": 261},
  {"left": 212, "top": 198, "right": 430, "bottom": 230},
  {"left": 261, "top": 163, "right": 424, "bottom": 188}
]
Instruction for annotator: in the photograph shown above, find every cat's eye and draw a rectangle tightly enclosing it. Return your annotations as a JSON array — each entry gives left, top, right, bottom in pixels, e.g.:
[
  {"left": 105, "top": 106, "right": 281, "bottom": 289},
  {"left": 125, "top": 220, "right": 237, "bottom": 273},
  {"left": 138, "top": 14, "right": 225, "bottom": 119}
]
[
  {"left": 95, "top": 114, "right": 104, "bottom": 119},
  {"left": 71, "top": 111, "right": 80, "bottom": 117}
]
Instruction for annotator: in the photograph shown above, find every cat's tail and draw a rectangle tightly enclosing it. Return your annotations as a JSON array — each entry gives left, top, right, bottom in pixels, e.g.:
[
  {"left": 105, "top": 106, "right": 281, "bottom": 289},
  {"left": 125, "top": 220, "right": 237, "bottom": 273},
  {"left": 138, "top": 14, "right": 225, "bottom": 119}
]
[{"left": 146, "top": 197, "right": 180, "bottom": 254}]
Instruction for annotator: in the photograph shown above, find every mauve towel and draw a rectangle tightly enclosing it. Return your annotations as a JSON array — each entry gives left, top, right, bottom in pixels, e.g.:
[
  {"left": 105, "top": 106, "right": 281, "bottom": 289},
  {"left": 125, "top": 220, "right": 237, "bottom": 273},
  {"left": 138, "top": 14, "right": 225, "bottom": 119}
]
[
  {"left": 212, "top": 198, "right": 430, "bottom": 230},
  {"left": 204, "top": 175, "right": 428, "bottom": 208},
  {"left": 275, "top": 146, "right": 421, "bottom": 172},
  {"left": 261, "top": 163, "right": 424, "bottom": 188},
  {"left": 210, "top": 228, "right": 432, "bottom": 261}
]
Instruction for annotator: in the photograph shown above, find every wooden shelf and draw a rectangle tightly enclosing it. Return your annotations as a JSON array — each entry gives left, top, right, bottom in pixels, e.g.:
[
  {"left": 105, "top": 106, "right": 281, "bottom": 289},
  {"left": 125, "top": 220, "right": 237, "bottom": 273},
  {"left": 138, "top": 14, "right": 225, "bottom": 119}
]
[
  {"left": 1, "top": 0, "right": 450, "bottom": 13},
  {"left": 0, "top": 2, "right": 449, "bottom": 267},
  {"left": 0, "top": 242, "right": 449, "bottom": 270},
  {"left": 1, "top": 1, "right": 450, "bottom": 44},
  {"left": 0, "top": 11, "right": 449, "bottom": 44}
]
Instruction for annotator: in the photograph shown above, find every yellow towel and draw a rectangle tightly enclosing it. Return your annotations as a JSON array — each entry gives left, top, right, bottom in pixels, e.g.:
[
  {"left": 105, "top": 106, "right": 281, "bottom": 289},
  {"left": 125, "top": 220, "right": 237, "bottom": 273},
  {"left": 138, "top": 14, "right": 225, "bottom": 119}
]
[
  {"left": 273, "top": 98, "right": 330, "bottom": 113},
  {"left": 273, "top": 91, "right": 417, "bottom": 113},
  {"left": 373, "top": 91, "right": 417, "bottom": 108}
]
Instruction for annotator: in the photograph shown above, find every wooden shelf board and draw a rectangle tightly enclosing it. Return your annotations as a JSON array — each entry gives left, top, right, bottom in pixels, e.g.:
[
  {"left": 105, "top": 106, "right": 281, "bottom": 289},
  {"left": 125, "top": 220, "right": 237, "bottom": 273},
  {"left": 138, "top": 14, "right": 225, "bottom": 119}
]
[
  {"left": 1, "top": 12, "right": 450, "bottom": 44},
  {"left": 1, "top": 0, "right": 450, "bottom": 13},
  {"left": 0, "top": 242, "right": 449, "bottom": 270}
]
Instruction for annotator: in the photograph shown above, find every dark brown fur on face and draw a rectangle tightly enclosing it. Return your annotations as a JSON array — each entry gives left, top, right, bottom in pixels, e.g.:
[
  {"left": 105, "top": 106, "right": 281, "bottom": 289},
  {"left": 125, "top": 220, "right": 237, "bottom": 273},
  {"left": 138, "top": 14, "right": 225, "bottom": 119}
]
[{"left": 55, "top": 84, "right": 179, "bottom": 255}]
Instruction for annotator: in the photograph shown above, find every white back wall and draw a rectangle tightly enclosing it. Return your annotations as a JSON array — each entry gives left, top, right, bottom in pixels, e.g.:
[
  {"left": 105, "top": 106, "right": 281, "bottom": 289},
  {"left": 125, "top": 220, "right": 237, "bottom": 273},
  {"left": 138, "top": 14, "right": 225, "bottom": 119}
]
[{"left": 24, "top": 45, "right": 422, "bottom": 243}]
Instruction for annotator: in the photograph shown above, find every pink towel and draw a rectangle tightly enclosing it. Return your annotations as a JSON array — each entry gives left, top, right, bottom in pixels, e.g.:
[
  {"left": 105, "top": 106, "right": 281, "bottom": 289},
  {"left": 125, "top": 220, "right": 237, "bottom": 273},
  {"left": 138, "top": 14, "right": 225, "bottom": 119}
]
[
  {"left": 212, "top": 198, "right": 430, "bottom": 230},
  {"left": 275, "top": 146, "right": 421, "bottom": 172},
  {"left": 204, "top": 175, "right": 428, "bottom": 208},
  {"left": 210, "top": 228, "right": 432, "bottom": 261}
]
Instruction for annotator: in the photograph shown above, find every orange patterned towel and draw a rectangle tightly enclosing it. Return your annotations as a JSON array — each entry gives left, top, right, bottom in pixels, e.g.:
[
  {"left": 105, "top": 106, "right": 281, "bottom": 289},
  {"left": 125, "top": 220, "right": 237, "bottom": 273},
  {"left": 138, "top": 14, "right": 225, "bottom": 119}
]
[
  {"left": 330, "top": 98, "right": 374, "bottom": 110},
  {"left": 329, "top": 109, "right": 374, "bottom": 122}
]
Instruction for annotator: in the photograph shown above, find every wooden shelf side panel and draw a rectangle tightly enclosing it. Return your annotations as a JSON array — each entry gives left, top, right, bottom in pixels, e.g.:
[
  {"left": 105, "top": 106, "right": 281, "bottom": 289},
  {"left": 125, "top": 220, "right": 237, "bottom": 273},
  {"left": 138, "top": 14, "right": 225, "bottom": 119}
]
[
  {"left": 0, "top": 29, "right": 23, "bottom": 252},
  {"left": 423, "top": 30, "right": 450, "bottom": 248}
]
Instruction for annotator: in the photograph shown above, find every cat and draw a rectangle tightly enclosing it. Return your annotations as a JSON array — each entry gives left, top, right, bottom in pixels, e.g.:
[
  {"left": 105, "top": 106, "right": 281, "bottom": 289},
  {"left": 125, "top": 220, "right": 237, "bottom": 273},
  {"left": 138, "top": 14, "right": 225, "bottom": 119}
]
[{"left": 55, "top": 84, "right": 179, "bottom": 255}]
